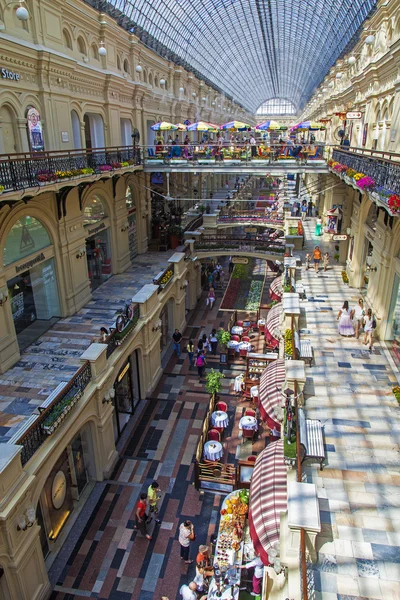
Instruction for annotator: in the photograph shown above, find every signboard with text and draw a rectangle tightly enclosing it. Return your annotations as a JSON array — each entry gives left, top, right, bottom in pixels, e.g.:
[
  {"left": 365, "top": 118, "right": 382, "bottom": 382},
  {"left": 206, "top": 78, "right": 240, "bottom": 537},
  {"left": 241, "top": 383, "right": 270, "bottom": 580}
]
[
  {"left": 346, "top": 111, "right": 362, "bottom": 120},
  {"left": 332, "top": 234, "right": 348, "bottom": 241},
  {"left": 232, "top": 257, "right": 249, "bottom": 264}
]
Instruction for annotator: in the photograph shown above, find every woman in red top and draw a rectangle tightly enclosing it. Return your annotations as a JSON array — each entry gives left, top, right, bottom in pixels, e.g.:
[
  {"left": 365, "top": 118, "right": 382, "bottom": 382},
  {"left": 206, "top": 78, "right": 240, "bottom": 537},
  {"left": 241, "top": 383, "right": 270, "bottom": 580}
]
[{"left": 135, "top": 493, "right": 152, "bottom": 540}]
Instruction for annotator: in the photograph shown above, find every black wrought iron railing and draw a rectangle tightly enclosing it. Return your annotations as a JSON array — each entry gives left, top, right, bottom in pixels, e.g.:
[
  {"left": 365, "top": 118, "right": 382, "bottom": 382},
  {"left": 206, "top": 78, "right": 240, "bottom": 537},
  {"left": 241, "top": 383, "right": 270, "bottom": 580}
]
[
  {"left": 217, "top": 214, "right": 284, "bottom": 227},
  {"left": 16, "top": 361, "right": 92, "bottom": 466},
  {"left": 332, "top": 147, "right": 400, "bottom": 195},
  {"left": 195, "top": 235, "right": 286, "bottom": 254},
  {"left": 0, "top": 145, "right": 142, "bottom": 193},
  {"left": 184, "top": 215, "right": 204, "bottom": 232},
  {"left": 106, "top": 303, "right": 141, "bottom": 358}
]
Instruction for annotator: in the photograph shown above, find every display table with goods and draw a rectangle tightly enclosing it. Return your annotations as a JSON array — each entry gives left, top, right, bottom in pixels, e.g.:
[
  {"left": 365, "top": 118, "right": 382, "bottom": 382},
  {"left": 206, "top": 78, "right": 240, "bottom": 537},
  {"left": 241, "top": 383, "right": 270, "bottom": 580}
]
[{"left": 208, "top": 489, "right": 254, "bottom": 599}]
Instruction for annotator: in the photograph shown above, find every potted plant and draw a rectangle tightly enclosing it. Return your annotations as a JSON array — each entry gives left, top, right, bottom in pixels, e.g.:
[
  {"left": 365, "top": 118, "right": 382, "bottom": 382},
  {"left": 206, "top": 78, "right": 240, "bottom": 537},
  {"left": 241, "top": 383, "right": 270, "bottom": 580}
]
[
  {"left": 205, "top": 369, "right": 225, "bottom": 399},
  {"left": 216, "top": 329, "right": 231, "bottom": 349},
  {"left": 168, "top": 224, "right": 183, "bottom": 249},
  {"left": 198, "top": 204, "right": 206, "bottom": 214}
]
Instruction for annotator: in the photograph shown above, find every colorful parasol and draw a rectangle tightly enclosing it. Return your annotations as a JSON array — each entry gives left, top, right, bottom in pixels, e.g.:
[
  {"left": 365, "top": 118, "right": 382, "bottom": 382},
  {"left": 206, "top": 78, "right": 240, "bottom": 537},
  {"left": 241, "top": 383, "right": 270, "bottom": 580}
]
[
  {"left": 151, "top": 122, "right": 178, "bottom": 131},
  {"left": 220, "top": 121, "right": 251, "bottom": 131},
  {"left": 187, "top": 121, "right": 219, "bottom": 132},
  {"left": 291, "top": 121, "right": 326, "bottom": 131},
  {"left": 256, "top": 121, "right": 287, "bottom": 131},
  {"left": 174, "top": 123, "right": 188, "bottom": 131}
]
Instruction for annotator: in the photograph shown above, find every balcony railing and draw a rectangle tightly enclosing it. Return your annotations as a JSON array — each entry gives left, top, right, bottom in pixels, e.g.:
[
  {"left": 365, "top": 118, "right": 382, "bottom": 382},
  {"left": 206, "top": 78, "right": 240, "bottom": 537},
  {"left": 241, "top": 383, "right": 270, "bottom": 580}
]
[
  {"left": 16, "top": 361, "right": 92, "bottom": 466},
  {"left": 195, "top": 235, "right": 286, "bottom": 255},
  {"left": 217, "top": 214, "right": 284, "bottom": 227},
  {"left": 0, "top": 145, "right": 142, "bottom": 194},
  {"left": 106, "top": 303, "right": 140, "bottom": 359},
  {"left": 332, "top": 147, "right": 400, "bottom": 195},
  {"left": 153, "top": 263, "right": 175, "bottom": 292}
]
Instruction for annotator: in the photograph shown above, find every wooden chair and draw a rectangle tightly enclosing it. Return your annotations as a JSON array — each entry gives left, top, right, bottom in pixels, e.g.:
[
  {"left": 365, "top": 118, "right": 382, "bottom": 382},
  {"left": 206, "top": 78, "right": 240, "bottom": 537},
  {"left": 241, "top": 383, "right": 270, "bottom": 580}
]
[
  {"left": 207, "top": 428, "right": 221, "bottom": 442},
  {"left": 245, "top": 408, "right": 256, "bottom": 417},
  {"left": 216, "top": 401, "right": 228, "bottom": 412}
]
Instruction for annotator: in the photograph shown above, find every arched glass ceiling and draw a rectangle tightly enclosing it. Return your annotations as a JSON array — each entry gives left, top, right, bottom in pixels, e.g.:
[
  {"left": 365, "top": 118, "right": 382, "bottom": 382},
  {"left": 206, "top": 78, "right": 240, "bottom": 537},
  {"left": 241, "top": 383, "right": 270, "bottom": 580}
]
[
  {"left": 256, "top": 99, "right": 296, "bottom": 116},
  {"left": 99, "top": 0, "right": 377, "bottom": 112}
]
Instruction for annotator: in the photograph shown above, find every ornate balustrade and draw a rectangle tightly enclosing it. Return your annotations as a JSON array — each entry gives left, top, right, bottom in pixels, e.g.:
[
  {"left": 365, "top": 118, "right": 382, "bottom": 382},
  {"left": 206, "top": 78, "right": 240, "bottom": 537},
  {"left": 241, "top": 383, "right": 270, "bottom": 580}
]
[
  {"left": 332, "top": 147, "right": 400, "bottom": 195},
  {"left": 0, "top": 145, "right": 142, "bottom": 194},
  {"left": 106, "top": 303, "right": 141, "bottom": 358},
  {"left": 15, "top": 361, "right": 92, "bottom": 466}
]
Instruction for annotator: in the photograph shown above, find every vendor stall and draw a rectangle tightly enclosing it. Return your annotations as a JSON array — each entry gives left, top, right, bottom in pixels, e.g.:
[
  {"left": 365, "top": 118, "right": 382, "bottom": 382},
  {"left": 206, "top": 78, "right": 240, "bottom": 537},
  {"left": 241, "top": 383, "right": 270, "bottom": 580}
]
[
  {"left": 258, "top": 358, "right": 285, "bottom": 430},
  {"left": 243, "top": 352, "right": 278, "bottom": 400},
  {"left": 265, "top": 303, "right": 282, "bottom": 348},
  {"left": 208, "top": 489, "right": 255, "bottom": 599},
  {"left": 269, "top": 274, "right": 283, "bottom": 302}
]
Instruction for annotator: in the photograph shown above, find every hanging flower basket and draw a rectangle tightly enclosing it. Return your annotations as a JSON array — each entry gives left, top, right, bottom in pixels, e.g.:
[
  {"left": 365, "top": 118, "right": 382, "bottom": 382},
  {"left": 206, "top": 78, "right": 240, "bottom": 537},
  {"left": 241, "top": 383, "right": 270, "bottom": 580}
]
[{"left": 388, "top": 194, "right": 400, "bottom": 213}]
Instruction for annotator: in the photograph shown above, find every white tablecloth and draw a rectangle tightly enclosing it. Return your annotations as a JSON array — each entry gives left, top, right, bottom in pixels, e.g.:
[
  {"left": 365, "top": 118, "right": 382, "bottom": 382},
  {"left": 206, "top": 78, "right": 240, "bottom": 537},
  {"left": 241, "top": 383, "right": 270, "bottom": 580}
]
[
  {"left": 239, "top": 416, "right": 258, "bottom": 431},
  {"left": 231, "top": 326, "right": 244, "bottom": 335},
  {"left": 234, "top": 375, "right": 244, "bottom": 392},
  {"left": 238, "top": 341, "right": 252, "bottom": 352},
  {"left": 251, "top": 385, "right": 259, "bottom": 398},
  {"left": 258, "top": 319, "right": 266, "bottom": 325},
  {"left": 211, "top": 411, "right": 229, "bottom": 428},
  {"left": 228, "top": 340, "right": 240, "bottom": 350},
  {"left": 204, "top": 440, "right": 223, "bottom": 461}
]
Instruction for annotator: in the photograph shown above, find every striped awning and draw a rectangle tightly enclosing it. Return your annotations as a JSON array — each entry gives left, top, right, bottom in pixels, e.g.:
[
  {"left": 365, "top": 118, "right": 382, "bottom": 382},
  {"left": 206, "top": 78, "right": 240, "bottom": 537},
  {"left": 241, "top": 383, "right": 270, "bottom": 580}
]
[
  {"left": 249, "top": 440, "right": 287, "bottom": 565},
  {"left": 259, "top": 358, "right": 286, "bottom": 428},
  {"left": 265, "top": 302, "right": 282, "bottom": 346},
  {"left": 270, "top": 275, "right": 283, "bottom": 302}
]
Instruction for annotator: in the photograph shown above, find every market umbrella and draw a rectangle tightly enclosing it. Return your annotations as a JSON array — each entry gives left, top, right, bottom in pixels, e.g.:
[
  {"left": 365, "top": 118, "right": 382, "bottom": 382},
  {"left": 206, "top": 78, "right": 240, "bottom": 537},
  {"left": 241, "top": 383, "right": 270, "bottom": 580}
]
[
  {"left": 220, "top": 121, "right": 251, "bottom": 131},
  {"left": 256, "top": 120, "right": 287, "bottom": 131},
  {"left": 151, "top": 122, "right": 178, "bottom": 131},
  {"left": 175, "top": 123, "right": 188, "bottom": 131},
  {"left": 291, "top": 121, "right": 326, "bottom": 131},
  {"left": 187, "top": 121, "right": 219, "bottom": 132}
]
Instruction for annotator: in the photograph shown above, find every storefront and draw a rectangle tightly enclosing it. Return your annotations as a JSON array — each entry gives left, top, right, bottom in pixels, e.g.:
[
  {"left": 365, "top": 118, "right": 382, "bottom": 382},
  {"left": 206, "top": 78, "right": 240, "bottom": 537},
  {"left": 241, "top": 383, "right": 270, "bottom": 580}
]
[
  {"left": 387, "top": 272, "right": 400, "bottom": 367},
  {"left": 83, "top": 196, "right": 112, "bottom": 291},
  {"left": 126, "top": 185, "right": 138, "bottom": 261},
  {"left": 113, "top": 352, "right": 141, "bottom": 440},
  {"left": 3, "top": 216, "right": 61, "bottom": 350}
]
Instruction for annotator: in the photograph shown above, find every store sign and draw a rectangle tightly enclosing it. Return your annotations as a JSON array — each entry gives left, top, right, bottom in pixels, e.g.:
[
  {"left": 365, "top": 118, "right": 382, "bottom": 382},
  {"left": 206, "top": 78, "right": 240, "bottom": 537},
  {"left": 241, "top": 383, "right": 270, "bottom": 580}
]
[
  {"left": 87, "top": 222, "right": 106, "bottom": 237},
  {"left": 15, "top": 251, "right": 45, "bottom": 273},
  {"left": 332, "top": 234, "right": 348, "bottom": 241},
  {"left": 244, "top": 227, "right": 257, "bottom": 233},
  {"left": 1, "top": 67, "right": 20, "bottom": 81},
  {"left": 346, "top": 112, "right": 362, "bottom": 120},
  {"left": 52, "top": 471, "right": 67, "bottom": 510},
  {"left": 118, "top": 363, "right": 130, "bottom": 382},
  {"left": 232, "top": 257, "right": 248, "bottom": 264}
]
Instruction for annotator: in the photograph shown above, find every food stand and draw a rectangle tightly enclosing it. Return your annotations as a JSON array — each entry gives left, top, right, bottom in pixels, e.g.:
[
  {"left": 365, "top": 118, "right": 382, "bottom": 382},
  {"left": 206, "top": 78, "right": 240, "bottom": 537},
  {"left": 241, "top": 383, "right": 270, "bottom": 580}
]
[{"left": 208, "top": 489, "right": 255, "bottom": 599}]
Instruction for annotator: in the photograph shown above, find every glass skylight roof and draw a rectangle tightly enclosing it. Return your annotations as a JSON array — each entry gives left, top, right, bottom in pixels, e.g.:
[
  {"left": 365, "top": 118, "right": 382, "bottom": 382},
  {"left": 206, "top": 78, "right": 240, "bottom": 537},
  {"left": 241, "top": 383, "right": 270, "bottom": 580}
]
[{"left": 96, "top": 0, "right": 377, "bottom": 112}]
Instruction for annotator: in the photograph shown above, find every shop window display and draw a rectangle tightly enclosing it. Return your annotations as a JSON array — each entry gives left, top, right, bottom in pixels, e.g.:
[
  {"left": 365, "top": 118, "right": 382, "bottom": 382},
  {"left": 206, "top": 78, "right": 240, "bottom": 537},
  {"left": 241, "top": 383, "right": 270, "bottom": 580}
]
[
  {"left": 388, "top": 274, "right": 400, "bottom": 367},
  {"left": 3, "top": 215, "right": 51, "bottom": 266},
  {"left": 83, "top": 195, "right": 106, "bottom": 226},
  {"left": 85, "top": 229, "right": 112, "bottom": 291}
]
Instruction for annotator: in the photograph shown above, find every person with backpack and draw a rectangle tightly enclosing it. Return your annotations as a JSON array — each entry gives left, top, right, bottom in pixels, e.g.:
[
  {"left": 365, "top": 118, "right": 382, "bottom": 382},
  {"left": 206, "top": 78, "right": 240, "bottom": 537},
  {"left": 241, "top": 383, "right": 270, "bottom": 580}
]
[
  {"left": 196, "top": 351, "right": 206, "bottom": 382},
  {"left": 363, "top": 308, "right": 375, "bottom": 352}
]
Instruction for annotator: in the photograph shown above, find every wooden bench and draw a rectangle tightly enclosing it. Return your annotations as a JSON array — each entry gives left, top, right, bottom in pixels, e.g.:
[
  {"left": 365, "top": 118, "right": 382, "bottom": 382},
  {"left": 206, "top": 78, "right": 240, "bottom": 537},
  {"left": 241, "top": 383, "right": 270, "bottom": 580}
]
[
  {"left": 294, "top": 331, "right": 313, "bottom": 366},
  {"left": 298, "top": 408, "right": 325, "bottom": 470}
]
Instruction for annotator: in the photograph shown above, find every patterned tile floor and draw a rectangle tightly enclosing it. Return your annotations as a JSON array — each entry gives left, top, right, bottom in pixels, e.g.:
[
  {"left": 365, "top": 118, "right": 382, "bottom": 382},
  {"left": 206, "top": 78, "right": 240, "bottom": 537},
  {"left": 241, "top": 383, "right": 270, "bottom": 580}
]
[
  {"left": 0, "top": 252, "right": 176, "bottom": 442},
  {"left": 48, "top": 266, "right": 270, "bottom": 600},
  {"left": 299, "top": 219, "right": 400, "bottom": 600}
]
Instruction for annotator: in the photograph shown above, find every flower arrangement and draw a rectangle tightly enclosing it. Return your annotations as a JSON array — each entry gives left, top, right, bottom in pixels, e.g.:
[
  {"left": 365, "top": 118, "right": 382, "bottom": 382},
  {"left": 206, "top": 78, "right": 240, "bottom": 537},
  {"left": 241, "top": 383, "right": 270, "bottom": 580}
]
[
  {"left": 36, "top": 171, "right": 57, "bottom": 182},
  {"left": 388, "top": 194, "right": 400, "bottom": 213},
  {"left": 0, "top": 185, "right": 4, "bottom": 194},
  {"left": 110, "top": 162, "right": 122, "bottom": 169},
  {"left": 98, "top": 164, "right": 113, "bottom": 172},
  {"left": 393, "top": 386, "right": 400, "bottom": 404},
  {"left": 284, "top": 329, "right": 293, "bottom": 357},
  {"left": 121, "top": 161, "right": 130, "bottom": 167},
  {"left": 353, "top": 172, "right": 365, "bottom": 181},
  {"left": 342, "top": 271, "right": 349, "bottom": 284},
  {"left": 356, "top": 176, "right": 375, "bottom": 190},
  {"left": 160, "top": 268, "right": 174, "bottom": 286},
  {"left": 328, "top": 159, "right": 338, "bottom": 168},
  {"left": 297, "top": 221, "right": 304, "bottom": 236},
  {"left": 81, "top": 167, "right": 94, "bottom": 175},
  {"left": 245, "top": 280, "right": 263, "bottom": 311},
  {"left": 345, "top": 168, "right": 356, "bottom": 178},
  {"left": 55, "top": 170, "right": 74, "bottom": 179},
  {"left": 333, "top": 163, "right": 347, "bottom": 174}
]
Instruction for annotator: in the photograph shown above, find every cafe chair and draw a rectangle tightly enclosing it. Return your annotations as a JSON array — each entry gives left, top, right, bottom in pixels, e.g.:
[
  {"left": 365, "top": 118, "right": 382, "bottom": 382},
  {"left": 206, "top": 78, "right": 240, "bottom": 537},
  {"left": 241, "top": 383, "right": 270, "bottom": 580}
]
[
  {"left": 241, "top": 335, "right": 250, "bottom": 342},
  {"left": 258, "top": 323, "right": 265, "bottom": 335},
  {"left": 216, "top": 401, "right": 228, "bottom": 412},
  {"left": 231, "top": 334, "right": 240, "bottom": 342},
  {"left": 207, "top": 428, "right": 221, "bottom": 442},
  {"left": 252, "top": 396, "right": 259, "bottom": 409},
  {"left": 239, "top": 347, "right": 248, "bottom": 358},
  {"left": 246, "top": 455, "right": 257, "bottom": 463},
  {"left": 242, "top": 428, "right": 255, "bottom": 443},
  {"left": 245, "top": 408, "right": 256, "bottom": 417},
  {"left": 236, "top": 321, "right": 244, "bottom": 327},
  {"left": 228, "top": 348, "right": 236, "bottom": 362}
]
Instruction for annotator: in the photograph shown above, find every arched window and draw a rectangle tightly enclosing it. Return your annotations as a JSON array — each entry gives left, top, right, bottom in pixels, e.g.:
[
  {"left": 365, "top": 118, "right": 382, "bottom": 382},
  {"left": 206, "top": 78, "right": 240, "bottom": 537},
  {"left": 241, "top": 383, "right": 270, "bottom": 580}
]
[
  {"left": 143, "top": 70, "right": 148, "bottom": 84},
  {"left": 123, "top": 59, "right": 130, "bottom": 74},
  {"left": 77, "top": 36, "right": 87, "bottom": 56},
  {"left": 164, "top": 80, "right": 168, "bottom": 91},
  {"left": 149, "top": 73, "right": 153, "bottom": 87},
  {"left": 375, "top": 106, "right": 381, "bottom": 122},
  {"left": 63, "top": 29, "right": 73, "bottom": 50},
  {"left": 256, "top": 98, "right": 296, "bottom": 116},
  {"left": 83, "top": 195, "right": 107, "bottom": 226},
  {"left": 154, "top": 76, "right": 159, "bottom": 87},
  {"left": 126, "top": 186, "right": 135, "bottom": 210},
  {"left": 91, "top": 44, "right": 98, "bottom": 59},
  {"left": 3, "top": 216, "right": 51, "bottom": 266},
  {"left": 388, "top": 98, "right": 394, "bottom": 119},
  {"left": 117, "top": 55, "right": 121, "bottom": 70}
]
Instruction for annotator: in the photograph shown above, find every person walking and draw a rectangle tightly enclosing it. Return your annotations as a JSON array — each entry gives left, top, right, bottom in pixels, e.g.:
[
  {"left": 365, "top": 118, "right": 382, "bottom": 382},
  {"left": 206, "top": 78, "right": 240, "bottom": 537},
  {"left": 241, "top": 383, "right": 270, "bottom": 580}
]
[
  {"left": 135, "top": 493, "right": 152, "bottom": 540},
  {"left": 228, "top": 256, "right": 234, "bottom": 274},
  {"left": 210, "top": 329, "right": 218, "bottom": 355},
  {"left": 323, "top": 252, "right": 330, "bottom": 272},
  {"left": 147, "top": 481, "right": 162, "bottom": 525},
  {"left": 301, "top": 200, "right": 307, "bottom": 221},
  {"left": 207, "top": 287, "right": 216, "bottom": 310},
  {"left": 307, "top": 200, "right": 313, "bottom": 217},
  {"left": 352, "top": 298, "right": 365, "bottom": 339},
  {"left": 240, "top": 553, "right": 265, "bottom": 597},
  {"left": 315, "top": 216, "right": 323, "bottom": 236},
  {"left": 172, "top": 329, "right": 182, "bottom": 357},
  {"left": 337, "top": 300, "right": 355, "bottom": 337},
  {"left": 187, "top": 339, "right": 195, "bottom": 367},
  {"left": 363, "top": 308, "right": 375, "bottom": 352},
  {"left": 196, "top": 351, "right": 206, "bottom": 382},
  {"left": 179, "top": 520, "right": 195, "bottom": 564},
  {"left": 313, "top": 246, "right": 322, "bottom": 274},
  {"left": 305, "top": 253, "right": 311, "bottom": 270}
]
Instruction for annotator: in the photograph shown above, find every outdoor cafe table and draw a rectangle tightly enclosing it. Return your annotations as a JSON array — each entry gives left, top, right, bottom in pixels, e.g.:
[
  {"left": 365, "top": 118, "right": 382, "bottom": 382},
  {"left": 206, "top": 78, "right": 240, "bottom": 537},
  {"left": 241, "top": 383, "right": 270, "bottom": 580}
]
[
  {"left": 228, "top": 340, "right": 240, "bottom": 351},
  {"left": 250, "top": 385, "right": 259, "bottom": 398},
  {"left": 211, "top": 411, "right": 229, "bottom": 429},
  {"left": 239, "top": 416, "right": 258, "bottom": 431},
  {"left": 204, "top": 441, "right": 223, "bottom": 461},
  {"left": 231, "top": 326, "right": 243, "bottom": 335},
  {"left": 234, "top": 375, "right": 244, "bottom": 392},
  {"left": 238, "top": 341, "right": 252, "bottom": 352}
]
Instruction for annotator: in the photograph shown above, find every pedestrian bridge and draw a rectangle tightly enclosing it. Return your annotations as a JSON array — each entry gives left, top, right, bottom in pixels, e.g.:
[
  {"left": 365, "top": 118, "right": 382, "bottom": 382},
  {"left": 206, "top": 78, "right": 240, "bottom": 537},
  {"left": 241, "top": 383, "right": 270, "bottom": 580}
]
[
  {"left": 191, "top": 235, "right": 286, "bottom": 262},
  {"left": 214, "top": 215, "right": 284, "bottom": 231}
]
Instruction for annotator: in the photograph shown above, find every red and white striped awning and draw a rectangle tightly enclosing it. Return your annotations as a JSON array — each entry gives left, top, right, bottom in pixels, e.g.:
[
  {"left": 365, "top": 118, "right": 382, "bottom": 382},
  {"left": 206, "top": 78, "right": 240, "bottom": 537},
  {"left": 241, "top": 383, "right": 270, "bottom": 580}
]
[
  {"left": 270, "top": 275, "right": 283, "bottom": 302},
  {"left": 249, "top": 440, "right": 287, "bottom": 565},
  {"left": 259, "top": 359, "right": 286, "bottom": 428},
  {"left": 265, "top": 302, "right": 282, "bottom": 346}
]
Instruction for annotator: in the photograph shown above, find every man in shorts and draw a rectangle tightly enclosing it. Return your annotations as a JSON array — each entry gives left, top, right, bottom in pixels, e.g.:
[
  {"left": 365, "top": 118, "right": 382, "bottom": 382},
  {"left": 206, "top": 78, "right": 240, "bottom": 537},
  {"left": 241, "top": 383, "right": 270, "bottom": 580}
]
[
  {"left": 147, "top": 480, "right": 162, "bottom": 525},
  {"left": 313, "top": 245, "right": 322, "bottom": 274}
]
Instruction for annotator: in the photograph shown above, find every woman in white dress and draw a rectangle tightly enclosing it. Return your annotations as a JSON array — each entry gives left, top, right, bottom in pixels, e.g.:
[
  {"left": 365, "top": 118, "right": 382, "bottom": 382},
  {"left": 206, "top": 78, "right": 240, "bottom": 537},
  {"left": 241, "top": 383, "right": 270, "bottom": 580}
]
[{"left": 337, "top": 300, "right": 355, "bottom": 336}]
